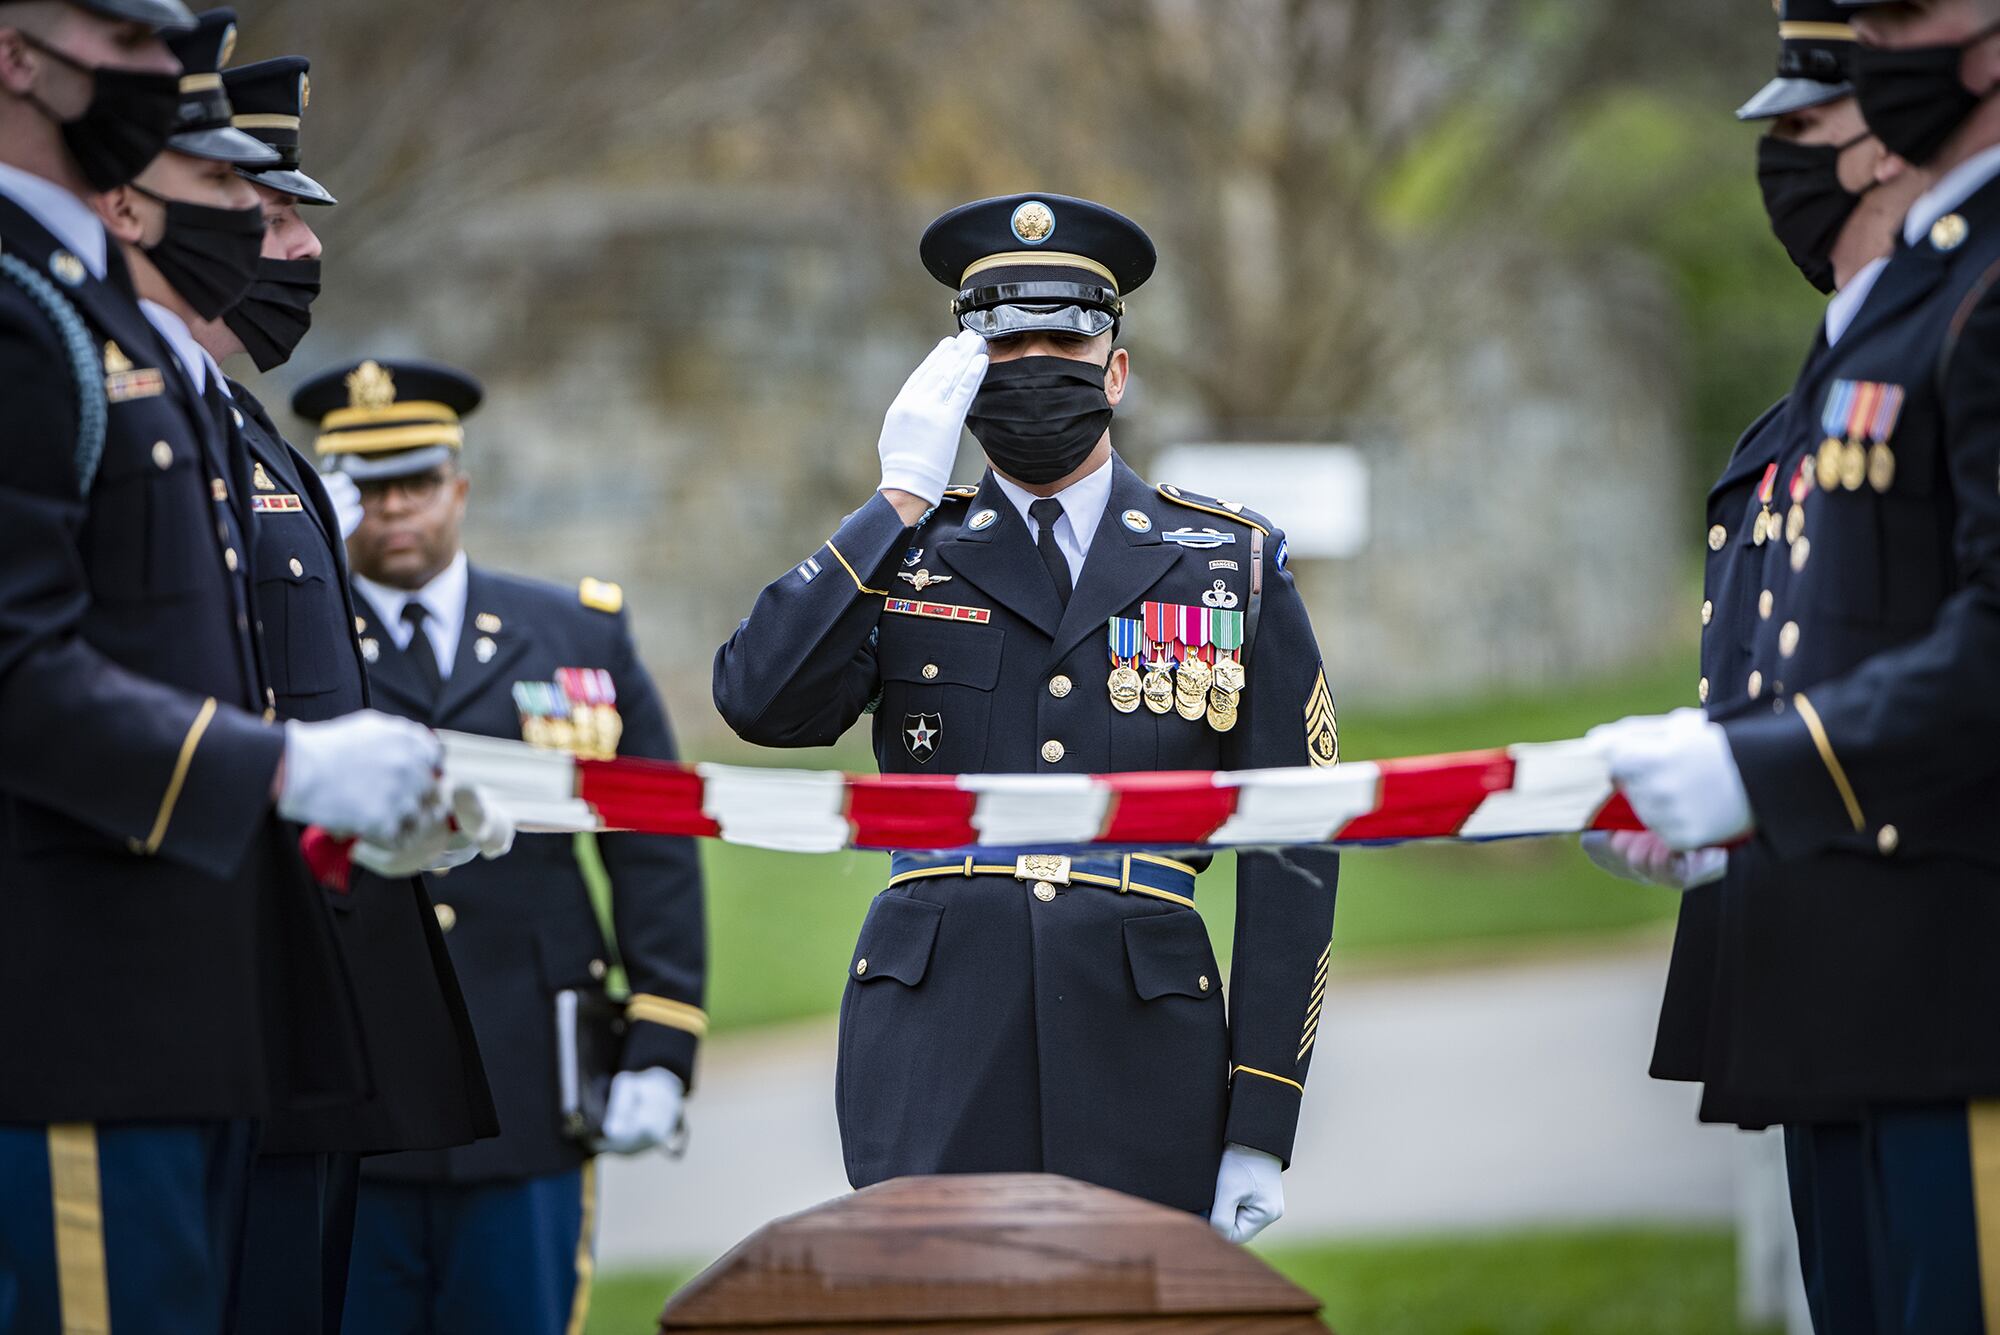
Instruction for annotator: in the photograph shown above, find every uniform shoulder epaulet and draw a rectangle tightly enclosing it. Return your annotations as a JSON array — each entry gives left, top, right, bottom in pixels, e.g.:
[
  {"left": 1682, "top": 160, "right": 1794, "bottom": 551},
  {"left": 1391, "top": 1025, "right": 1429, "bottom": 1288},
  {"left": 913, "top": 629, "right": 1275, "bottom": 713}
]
[
  {"left": 578, "top": 577, "right": 623, "bottom": 614},
  {"left": 1155, "top": 482, "right": 1271, "bottom": 536},
  {"left": 941, "top": 485, "right": 980, "bottom": 501}
]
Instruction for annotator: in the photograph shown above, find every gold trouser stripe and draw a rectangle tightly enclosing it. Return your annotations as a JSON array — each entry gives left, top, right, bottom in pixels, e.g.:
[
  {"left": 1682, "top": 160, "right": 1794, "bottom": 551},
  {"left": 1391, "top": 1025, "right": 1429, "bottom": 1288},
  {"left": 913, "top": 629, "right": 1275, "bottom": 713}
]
[
  {"left": 145, "top": 698, "right": 215, "bottom": 855},
  {"left": 885, "top": 861, "right": 1197, "bottom": 908},
  {"left": 1233, "top": 1064, "right": 1305, "bottom": 1094},
  {"left": 563, "top": 1157, "right": 599, "bottom": 1335},
  {"left": 626, "top": 994, "right": 709, "bottom": 1038},
  {"left": 961, "top": 250, "right": 1119, "bottom": 289},
  {"left": 1793, "top": 693, "right": 1865, "bottom": 832},
  {"left": 1971, "top": 1103, "right": 2000, "bottom": 1328},
  {"left": 314, "top": 423, "right": 465, "bottom": 455},
  {"left": 47, "top": 1123, "right": 109, "bottom": 1335},
  {"left": 1779, "top": 21, "right": 1856, "bottom": 40},
  {"left": 824, "top": 541, "right": 888, "bottom": 596}
]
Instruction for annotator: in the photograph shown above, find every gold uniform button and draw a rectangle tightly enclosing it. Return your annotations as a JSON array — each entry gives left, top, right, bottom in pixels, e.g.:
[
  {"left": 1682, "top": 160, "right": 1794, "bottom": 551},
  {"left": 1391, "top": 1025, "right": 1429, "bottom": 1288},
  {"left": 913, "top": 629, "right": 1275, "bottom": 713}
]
[
  {"left": 288, "top": 558, "right": 304, "bottom": 577},
  {"left": 1698, "top": 677, "right": 1710, "bottom": 704},
  {"left": 1049, "top": 675, "right": 1073, "bottom": 698},
  {"left": 151, "top": 440, "right": 173, "bottom": 469},
  {"left": 1708, "top": 524, "right": 1727, "bottom": 552},
  {"left": 434, "top": 903, "right": 456, "bottom": 932},
  {"left": 1760, "top": 590, "right": 1774, "bottom": 620},
  {"left": 855, "top": 957, "right": 868, "bottom": 977},
  {"left": 1198, "top": 975, "right": 1211, "bottom": 993},
  {"left": 224, "top": 548, "right": 238, "bottom": 571},
  {"left": 1701, "top": 600, "right": 1713, "bottom": 627},
  {"left": 1032, "top": 881, "right": 1056, "bottom": 902},
  {"left": 1780, "top": 622, "right": 1801, "bottom": 658},
  {"left": 1748, "top": 670, "right": 1764, "bottom": 700},
  {"left": 1878, "top": 824, "right": 1900, "bottom": 856},
  {"left": 1041, "top": 739, "right": 1065, "bottom": 764},
  {"left": 1932, "top": 212, "right": 1970, "bottom": 252},
  {"left": 921, "top": 663, "right": 939, "bottom": 680},
  {"left": 588, "top": 959, "right": 608, "bottom": 980}
]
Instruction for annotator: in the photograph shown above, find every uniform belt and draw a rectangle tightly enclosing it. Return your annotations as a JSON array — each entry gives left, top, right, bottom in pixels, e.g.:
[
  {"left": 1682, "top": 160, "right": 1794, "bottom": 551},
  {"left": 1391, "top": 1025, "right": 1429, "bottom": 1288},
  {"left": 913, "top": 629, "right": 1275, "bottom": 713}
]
[{"left": 886, "top": 851, "right": 1198, "bottom": 909}]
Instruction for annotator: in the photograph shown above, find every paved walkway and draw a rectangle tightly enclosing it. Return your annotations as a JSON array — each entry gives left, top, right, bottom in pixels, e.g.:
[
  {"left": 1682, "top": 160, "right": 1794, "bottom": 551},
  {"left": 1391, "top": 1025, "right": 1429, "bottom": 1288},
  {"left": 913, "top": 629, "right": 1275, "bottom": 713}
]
[{"left": 596, "top": 936, "right": 1749, "bottom": 1269}]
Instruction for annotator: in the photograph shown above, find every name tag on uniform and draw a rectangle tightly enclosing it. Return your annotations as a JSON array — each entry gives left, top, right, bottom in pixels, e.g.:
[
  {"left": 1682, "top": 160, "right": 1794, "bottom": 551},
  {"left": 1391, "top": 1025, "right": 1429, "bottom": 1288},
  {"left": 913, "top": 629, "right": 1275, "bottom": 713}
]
[
  {"left": 250, "top": 494, "right": 305, "bottom": 513},
  {"left": 884, "top": 597, "right": 991, "bottom": 625}
]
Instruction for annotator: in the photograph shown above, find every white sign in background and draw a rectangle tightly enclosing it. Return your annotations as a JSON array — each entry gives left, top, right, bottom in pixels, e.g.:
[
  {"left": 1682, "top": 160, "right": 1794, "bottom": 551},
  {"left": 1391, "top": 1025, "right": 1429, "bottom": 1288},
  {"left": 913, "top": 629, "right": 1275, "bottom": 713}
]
[{"left": 1151, "top": 443, "right": 1370, "bottom": 559}]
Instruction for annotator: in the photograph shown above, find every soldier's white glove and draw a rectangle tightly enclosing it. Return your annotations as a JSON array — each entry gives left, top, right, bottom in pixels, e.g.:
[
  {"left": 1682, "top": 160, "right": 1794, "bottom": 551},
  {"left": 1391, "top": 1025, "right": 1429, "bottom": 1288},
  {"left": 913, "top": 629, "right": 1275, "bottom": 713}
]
[
  {"left": 877, "top": 329, "right": 987, "bottom": 507},
  {"left": 1590, "top": 709, "right": 1754, "bottom": 852},
  {"left": 1581, "top": 830, "right": 1728, "bottom": 891},
  {"left": 279, "top": 713, "right": 441, "bottom": 846},
  {"left": 447, "top": 783, "right": 516, "bottom": 860},
  {"left": 592, "top": 1068, "right": 685, "bottom": 1157},
  {"left": 1209, "top": 1143, "right": 1284, "bottom": 1244},
  {"left": 321, "top": 469, "right": 364, "bottom": 541},
  {"left": 350, "top": 783, "right": 515, "bottom": 877}
]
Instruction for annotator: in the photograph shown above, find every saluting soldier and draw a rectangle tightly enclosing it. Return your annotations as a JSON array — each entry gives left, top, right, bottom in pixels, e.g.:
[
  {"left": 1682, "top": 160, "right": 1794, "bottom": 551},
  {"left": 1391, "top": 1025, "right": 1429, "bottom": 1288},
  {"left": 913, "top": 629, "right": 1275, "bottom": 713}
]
[
  {"left": 0, "top": 3, "right": 443, "bottom": 1331},
  {"left": 150, "top": 43, "right": 497, "bottom": 1335},
  {"left": 1595, "top": 0, "right": 2000, "bottom": 1327},
  {"left": 713, "top": 195, "right": 1341, "bottom": 1242},
  {"left": 289, "top": 358, "right": 707, "bottom": 1335}
]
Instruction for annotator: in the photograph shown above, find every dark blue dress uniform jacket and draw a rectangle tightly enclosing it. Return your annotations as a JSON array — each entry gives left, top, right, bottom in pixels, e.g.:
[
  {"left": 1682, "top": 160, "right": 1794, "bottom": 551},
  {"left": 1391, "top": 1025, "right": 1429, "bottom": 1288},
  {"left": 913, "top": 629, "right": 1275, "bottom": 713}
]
[
  {"left": 228, "top": 381, "right": 497, "bottom": 1156},
  {"left": 712, "top": 456, "right": 1340, "bottom": 1217},
  {"left": 1686, "top": 177, "right": 2000, "bottom": 1124},
  {"left": 355, "top": 567, "right": 706, "bottom": 1183},
  {"left": 0, "top": 196, "right": 369, "bottom": 1121}
]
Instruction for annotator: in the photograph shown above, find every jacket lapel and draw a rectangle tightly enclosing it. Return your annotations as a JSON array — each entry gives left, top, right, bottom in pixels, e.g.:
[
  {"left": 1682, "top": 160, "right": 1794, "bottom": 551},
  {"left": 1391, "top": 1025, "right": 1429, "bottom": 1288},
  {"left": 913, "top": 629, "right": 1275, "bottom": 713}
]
[
  {"left": 232, "top": 382, "right": 336, "bottom": 550},
  {"left": 1828, "top": 237, "right": 1949, "bottom": 358},
  {"left": 1048, "top": 458, "right": 1179, "bottom": 665},
  {"left": 434, "top": 565, "right": 532, "bottom": 724},
  {"left": 933, "top": 472, "right": 1066, "bottom": 635}
]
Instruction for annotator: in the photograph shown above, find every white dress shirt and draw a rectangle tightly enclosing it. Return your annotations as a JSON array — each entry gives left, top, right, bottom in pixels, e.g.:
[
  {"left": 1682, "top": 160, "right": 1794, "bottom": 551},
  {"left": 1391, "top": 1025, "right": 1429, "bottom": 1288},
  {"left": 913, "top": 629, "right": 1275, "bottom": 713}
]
[
  {"left": 1903, "top": 142, "right": 2000, "bottom": 247},
  {"left": 1827, "top": 257, "right": 1889, "bottom": 347},
  {"left": 140, "top": 298, "right": 206, "bottom": 394},
  {"left": 0, "top": 161, "right": 107, "bottom": 279},
  {"left": 991, "top": 455, "right": 1114, "bottom": 585},
  {"left": 355, "top": 550, "right": 468, "bottom": 680}
]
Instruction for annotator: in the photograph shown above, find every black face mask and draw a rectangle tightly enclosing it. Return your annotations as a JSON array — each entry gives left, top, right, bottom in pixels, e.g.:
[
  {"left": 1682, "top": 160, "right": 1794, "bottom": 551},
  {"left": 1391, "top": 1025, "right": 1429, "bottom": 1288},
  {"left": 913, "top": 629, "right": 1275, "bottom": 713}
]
[
  {"left": 136, "top": 188, "right": 265, "bottom": 321},
  {"left": 1852, "top": 20, "right": 2000, "bottom": 167},
  {"left": 20, "top": 36, "right": 178, "bottom": 192},
  {"left": 223, "top": 258, "right": 320, "bottom": 371},
  {"left": 1758, "top": 133, "right": 1873, "bottom": 294},
  {"left": 965, "top": 355, "right": 1114, "bottom": 486}
]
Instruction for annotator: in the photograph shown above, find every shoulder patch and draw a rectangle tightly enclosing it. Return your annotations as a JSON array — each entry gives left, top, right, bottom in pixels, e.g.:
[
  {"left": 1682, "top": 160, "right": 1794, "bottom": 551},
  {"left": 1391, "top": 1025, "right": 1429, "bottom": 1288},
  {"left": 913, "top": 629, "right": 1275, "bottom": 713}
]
[
  {"left": 578, "top": 577, "right": 623, "bottom": 614},
  {"left": 1156, "top": 482, "right": 1270, "bottom": 536}
]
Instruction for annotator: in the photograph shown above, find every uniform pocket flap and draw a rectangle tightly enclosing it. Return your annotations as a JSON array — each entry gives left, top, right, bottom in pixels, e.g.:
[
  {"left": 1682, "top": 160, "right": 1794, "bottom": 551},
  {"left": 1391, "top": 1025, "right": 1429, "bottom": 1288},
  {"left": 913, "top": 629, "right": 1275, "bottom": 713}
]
[
  {"left": 878, "top": 624, "right": 1004, "bottom": 689},
  {"left": 851, "top": 894, "right": 943, "bottom": 986},
  {"left": 1123, "top": 911, "right": 1218, "bottom": 1002}
]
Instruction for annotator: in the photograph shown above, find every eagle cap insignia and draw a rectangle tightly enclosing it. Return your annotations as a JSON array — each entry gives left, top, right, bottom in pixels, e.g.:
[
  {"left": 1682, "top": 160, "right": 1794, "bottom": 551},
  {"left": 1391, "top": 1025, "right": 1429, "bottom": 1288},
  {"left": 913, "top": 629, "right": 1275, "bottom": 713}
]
[
  {"left": 1011, "top": 200, "right": 1055, "bottom": 245},
  {"left": 345, "top": 359, "right": 396, "bottom": 410}
]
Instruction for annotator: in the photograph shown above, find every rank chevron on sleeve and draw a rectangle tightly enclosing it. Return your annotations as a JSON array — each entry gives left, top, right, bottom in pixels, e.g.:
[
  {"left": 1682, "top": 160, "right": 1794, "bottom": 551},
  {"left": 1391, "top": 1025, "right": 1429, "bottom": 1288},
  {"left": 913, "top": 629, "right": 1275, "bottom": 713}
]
[{"left": 436, "top": 731, "right": 1645, "bottom": 855}]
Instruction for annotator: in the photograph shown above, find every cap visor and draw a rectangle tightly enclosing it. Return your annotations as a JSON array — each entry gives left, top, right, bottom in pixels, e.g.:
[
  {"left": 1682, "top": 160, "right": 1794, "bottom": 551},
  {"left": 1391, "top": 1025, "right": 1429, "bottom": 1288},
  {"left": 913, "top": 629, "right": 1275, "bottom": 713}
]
[
  {"left": 80, "top": 0, "right": 196, "bottom": 32},
  {"left": 237, "top": 167, "right": 337, "bottom": 206},
  {"left": 168, "top": 127, "right": 282, "bottom": 166},
  {"left": 326, "top": 445, "right": 457, "bottom": 482},
  {"left": 1736, "top": 77, "right": 1852, "bottom": 121}
]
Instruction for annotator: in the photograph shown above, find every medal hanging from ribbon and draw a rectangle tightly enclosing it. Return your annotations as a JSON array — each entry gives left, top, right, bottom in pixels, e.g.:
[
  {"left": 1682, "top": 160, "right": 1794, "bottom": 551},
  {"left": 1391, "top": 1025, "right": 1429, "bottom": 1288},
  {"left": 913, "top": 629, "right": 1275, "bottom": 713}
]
[
  {"left": 1141, "top": 601, "right": 1177, "bottom": 715},
  {"left": 1864, "top": 382, "right": 1903, "bottom": 494},
  {"left": 1753, "top": 462, "right": 1778, "bottom": 547},
  {"left": 1175, "top": 604, "right": 1213, "bottom": 721},
  {"left": 1817, "top": 381, "right": 1851, "bottom": 492},
  {"left": 1209, "top": 609, "right": 1245, "bottom": 733},
  {"left": 1107, "top": 617, "right": 1143, "bottom": 714}
]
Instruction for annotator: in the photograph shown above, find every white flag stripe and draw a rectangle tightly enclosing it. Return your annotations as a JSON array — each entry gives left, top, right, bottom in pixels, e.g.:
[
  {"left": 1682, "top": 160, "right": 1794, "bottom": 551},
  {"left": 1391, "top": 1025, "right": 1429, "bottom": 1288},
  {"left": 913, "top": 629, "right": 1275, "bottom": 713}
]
[
  {"left": 441, "top": 730, "right": 577, "bottom": 802},
  {"left": 505, "top": 797, "right": 605, "bottom": 834},
  {"left": 696, "top": 763, "right": 850, "bottom": 853},
  {"left": 1457, "top": 741, "right": 1616, "bottom": 837},
  {"left": 1209, "top": 764, "right": 1382, "bottom": 845},
  {"left": 960, "top": 774, "right": 1111, "bottom": 846}
]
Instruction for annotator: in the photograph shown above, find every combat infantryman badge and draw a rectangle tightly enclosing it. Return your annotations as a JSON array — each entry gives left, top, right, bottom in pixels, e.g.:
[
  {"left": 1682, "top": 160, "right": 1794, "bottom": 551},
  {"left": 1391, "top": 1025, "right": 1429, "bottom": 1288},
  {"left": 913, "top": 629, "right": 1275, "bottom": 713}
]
[{"left": 904, "top": 712, "right": 942, "bottom": 764}]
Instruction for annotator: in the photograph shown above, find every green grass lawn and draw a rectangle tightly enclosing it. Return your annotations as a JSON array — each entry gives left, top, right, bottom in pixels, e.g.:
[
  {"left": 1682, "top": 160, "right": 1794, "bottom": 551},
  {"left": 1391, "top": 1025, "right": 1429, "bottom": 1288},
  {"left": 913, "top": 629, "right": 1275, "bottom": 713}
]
[
  {"left": 661, "top": 653, "right": 1701, "bottom": 1035},
  {"left": 583, "top": 1226, "right": 1778, "bottom": 1335}
]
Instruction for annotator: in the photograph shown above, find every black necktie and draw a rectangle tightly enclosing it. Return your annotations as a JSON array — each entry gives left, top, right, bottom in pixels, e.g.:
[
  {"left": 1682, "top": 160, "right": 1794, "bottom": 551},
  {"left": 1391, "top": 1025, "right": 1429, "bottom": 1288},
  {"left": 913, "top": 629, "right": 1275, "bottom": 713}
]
[
  {"left": 400, "top": 602, "right": 443, "bottom": 705},
  {"left": 1029, "top": 498, "right": 1072, "bottom": 608}
]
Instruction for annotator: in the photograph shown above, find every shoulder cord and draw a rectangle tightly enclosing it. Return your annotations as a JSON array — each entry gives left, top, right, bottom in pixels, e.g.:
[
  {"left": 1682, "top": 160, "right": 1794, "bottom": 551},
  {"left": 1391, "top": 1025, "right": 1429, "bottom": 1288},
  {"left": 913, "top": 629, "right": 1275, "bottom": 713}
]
[{"left": 0, "top": 252, "right": 106, "bottom": 496}]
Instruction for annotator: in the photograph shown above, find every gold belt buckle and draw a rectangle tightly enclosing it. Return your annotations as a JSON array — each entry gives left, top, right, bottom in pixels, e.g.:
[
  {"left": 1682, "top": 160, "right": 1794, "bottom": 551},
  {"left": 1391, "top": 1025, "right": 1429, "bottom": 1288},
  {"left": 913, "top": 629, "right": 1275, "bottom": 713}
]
[{"left": 1016, "top": 854, "right": 1070, "bottom": 902}]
